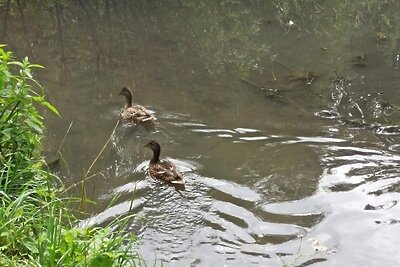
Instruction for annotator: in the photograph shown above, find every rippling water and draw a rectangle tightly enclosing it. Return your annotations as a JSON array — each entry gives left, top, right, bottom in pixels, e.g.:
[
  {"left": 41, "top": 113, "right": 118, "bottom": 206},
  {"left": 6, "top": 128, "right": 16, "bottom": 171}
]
[
  {"left": 74, "top": 109, "right": 399, "bottom": 266},
  {"left": 3, "top": 1, "right": 400, "bottom": 266}
]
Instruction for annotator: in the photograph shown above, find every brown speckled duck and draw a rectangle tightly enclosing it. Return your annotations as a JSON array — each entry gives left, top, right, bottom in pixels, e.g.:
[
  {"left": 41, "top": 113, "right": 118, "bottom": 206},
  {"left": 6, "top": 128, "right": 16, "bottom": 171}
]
[
  {"left": 144, "top": 140, "right": 185, "bottom": 185},
  {"left": 119, "top": 87, "right": 156, "bottom": 124}
]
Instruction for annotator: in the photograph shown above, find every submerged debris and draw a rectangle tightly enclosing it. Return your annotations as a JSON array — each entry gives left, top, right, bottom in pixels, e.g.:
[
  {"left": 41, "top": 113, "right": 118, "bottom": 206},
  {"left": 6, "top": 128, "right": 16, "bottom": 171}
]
[
  {"left": 289, "top": 71, "right": 318, "bottom": 83},
  {"left": 376, "top": 31, "right": 388, "bottom": 42},
  {"left": 351, "top": 52, "right": 366, "bottom": 66}
]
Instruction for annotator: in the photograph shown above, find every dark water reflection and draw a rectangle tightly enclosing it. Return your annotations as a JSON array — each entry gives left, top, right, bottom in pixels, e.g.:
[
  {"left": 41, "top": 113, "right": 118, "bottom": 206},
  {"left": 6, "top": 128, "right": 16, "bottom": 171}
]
[{"left": 3, "top": 1, "right": 400, "bottom": 266}]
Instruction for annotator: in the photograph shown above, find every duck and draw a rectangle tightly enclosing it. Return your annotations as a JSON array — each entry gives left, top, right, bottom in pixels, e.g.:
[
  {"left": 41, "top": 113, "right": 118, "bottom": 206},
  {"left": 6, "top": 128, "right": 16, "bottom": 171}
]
[
  {"left": 119, "top": 87, "right": 156, "bottom": 124},
  {"left": 144, "top": 140, "right": 185, "bottom": 185}
]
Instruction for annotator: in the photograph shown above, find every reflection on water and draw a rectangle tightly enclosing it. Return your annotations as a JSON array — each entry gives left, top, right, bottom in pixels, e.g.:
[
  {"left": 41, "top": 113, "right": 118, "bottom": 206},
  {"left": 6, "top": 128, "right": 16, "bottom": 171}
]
[{"left": 3, "top": 1, "right": 400, "bottom": 266}]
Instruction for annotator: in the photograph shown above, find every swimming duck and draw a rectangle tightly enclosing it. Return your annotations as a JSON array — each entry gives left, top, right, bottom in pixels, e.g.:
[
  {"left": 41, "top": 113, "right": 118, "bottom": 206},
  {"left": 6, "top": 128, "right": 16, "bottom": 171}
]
[
  {"left": 119, "top": 87, "right": 156, "bottom": 124},
  {"left": 144, "top": 140, "right": 185, "bottom": 185}
]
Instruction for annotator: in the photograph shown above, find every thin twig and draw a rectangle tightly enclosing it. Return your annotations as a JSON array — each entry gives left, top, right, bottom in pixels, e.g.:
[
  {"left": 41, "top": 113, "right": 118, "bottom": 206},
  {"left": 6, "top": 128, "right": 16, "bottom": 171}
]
[
  {"left": 65, "top": 170, "right": 103, "bottom": 193},
  {"left": 84, "top": 120, "right": 119, "bottom": 180},
  {"left": 80, "top": 168, "right": 87, "bottom": 210},
  {"left": 56, "top": 121, "right": 73, "bottom": 157},
  {"left": 78, "top": 120, "right": 119, "bottom": 209},
  {"left": 129, "top": 183, "right": 137, "bottom": 212}
]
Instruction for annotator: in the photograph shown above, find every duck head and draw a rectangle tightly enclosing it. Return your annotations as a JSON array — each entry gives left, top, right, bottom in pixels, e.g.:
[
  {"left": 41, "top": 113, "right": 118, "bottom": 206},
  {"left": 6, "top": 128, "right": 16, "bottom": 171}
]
[
  {"left": 144, "top": 140, "right": 161, "bottom": 152},
  {"left": 144, "top": 140, "right": 161, "bottom": 163},
  {"left": 119, "top": 87, "right": 133, "bottom": 107}
]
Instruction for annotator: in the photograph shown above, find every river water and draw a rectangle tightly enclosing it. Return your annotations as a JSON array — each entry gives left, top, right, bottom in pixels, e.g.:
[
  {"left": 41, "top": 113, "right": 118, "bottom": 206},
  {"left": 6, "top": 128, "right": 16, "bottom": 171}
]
[{"left": 2, "top": 1, "right": 400, "bottom": 266}]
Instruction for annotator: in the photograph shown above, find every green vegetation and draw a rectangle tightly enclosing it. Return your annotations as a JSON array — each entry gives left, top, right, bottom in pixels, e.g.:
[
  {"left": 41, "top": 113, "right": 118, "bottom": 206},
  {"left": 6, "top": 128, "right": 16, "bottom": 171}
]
[{"left": 0, "top": 46, "right": 139, "bottom": 266}]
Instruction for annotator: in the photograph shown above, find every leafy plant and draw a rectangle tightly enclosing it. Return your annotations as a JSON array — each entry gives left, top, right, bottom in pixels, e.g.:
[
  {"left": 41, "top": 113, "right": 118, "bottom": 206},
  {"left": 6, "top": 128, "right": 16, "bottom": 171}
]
[{"left": 0, "top": 46, "right": 140, "bottom": 266}]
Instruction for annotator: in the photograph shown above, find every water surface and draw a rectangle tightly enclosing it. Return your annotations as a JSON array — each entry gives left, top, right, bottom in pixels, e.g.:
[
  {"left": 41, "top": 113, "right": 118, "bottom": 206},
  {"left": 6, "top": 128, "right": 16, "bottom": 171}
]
[{"left": 3, "top": 1, "right": 400, "bottom": 266}]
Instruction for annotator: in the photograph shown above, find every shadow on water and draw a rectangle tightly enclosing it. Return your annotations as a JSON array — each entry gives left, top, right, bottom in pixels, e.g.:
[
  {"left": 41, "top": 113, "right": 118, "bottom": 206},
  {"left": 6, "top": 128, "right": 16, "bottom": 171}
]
[{"left": 3, "top": 0, "right": 400, "bottom": 266}]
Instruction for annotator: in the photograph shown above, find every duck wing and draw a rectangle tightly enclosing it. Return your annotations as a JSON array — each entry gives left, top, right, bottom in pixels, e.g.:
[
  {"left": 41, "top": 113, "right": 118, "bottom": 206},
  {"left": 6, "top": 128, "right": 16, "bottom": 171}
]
[
  {"left": 121, "top": 107, "right": 136, "bottom": 120},
  {"left": 150, "top": 160, "right": 184, "bottom": 184},
  {"left": 133, "top": 105, "right": 157, "bottom": 123},
  {"left": 122, "top": 105, "right": 156, "bottom": 123}
]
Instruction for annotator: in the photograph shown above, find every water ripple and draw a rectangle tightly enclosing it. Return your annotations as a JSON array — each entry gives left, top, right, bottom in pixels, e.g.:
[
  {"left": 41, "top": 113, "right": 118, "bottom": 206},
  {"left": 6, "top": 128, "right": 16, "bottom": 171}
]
[
  {"left": 201, "top": 177, "right": 261, "bottom": 203},
  {"left": 86, "top": 108, "right": 400, "bottom": 266}
]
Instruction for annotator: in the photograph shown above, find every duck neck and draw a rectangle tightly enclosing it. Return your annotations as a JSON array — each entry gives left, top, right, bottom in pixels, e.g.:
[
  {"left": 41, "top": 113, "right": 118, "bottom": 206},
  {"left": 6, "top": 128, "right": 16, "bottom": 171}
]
[
  {"left": 151, "top": 147, "right": 160, "bottom": 164},
  {"left": 124, "top": 93, "right": 133, "bottom": 108}
]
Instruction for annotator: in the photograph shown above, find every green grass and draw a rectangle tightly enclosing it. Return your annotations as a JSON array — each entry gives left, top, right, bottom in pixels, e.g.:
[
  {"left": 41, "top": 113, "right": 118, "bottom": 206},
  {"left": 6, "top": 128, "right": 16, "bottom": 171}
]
[{"left": 0, "top": 45, "right": 140, "bottom": 266}]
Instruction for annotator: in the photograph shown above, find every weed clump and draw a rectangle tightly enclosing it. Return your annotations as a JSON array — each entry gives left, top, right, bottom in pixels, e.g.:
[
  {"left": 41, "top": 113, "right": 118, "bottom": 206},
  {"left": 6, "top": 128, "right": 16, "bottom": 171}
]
[{"left": 0, "top": 46, "right": 138, "bottom": 266}]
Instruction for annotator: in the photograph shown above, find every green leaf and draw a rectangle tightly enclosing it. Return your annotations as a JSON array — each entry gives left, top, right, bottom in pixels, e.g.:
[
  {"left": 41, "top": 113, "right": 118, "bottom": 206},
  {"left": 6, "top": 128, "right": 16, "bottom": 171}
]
[
  {"left": 23, "top": 237, "right": 39, "bottom": 253},
  {"left": 42, "top": 101, "right": 60, "bottom": 117},
  {"left": 65, "top": 231, "right": 74, "bottom": 244},
  {"left": 89, "top": 254, "right": 113, "bottom": 267},
  {"left": 32, "top": 96, "right": 60, "bottom": 116},
  {"left": 1, "top": 231, "right": 8, "bottom": 237},
  {"left": 7, "top": 61, "right": 23, "bottom": 67},
  {"left": 32, "top": 96, "right": 44, "bottom": 102},
  {"left": 28, "top": 64, "right": 45, "bottom": 69},
  {"left": 26, "top": 119, "right": 43, "bottom": 134}
]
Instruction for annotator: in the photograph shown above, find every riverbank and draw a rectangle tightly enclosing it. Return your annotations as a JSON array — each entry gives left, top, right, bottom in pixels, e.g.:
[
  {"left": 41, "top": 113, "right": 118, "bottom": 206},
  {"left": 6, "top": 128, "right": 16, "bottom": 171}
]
[{"left": 0, "top": 46, "right": 138, "bottom": 266}]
